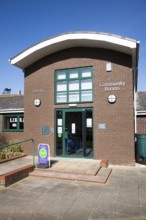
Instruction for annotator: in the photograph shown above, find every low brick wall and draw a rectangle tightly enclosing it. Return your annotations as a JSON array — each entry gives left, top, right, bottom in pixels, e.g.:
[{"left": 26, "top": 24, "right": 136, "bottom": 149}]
[
  {"left": 100, "top": 159, "right": 109, "bottom": 167},
  {"left": 0, "top": 164, "right": 35, "bottom": 187}
]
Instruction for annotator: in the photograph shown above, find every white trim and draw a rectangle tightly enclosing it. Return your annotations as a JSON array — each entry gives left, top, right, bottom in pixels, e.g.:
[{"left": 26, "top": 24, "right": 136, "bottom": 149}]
[
  {"left": 0, "top": 109, "right": 24, "bottom": 113},
  {"left": 137, "top": 111, "right": 146, "bottom": 116},
  {"left": 10, "top": 32, "right": 138, "bottom": 69}
]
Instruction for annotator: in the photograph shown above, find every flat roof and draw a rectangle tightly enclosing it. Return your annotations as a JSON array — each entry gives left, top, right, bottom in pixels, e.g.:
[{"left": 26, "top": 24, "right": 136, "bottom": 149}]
[
  {"left": 137, "top": 91, "right": 146, "bottom": 111},
  {"left": 0, "top": 95, "right": 24, "bottom": 113},
  {"left": 9, "top": 31, "right": 140, "bottom": 69}
]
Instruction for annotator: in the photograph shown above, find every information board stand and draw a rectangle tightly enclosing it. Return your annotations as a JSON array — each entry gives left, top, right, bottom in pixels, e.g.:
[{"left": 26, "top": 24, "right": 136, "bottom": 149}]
[{"left": 37, "top": 143, "right": 50, "bottom": 168}]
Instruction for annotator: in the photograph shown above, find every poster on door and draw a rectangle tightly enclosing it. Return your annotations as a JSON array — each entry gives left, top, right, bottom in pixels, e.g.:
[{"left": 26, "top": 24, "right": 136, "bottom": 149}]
[
  {"left": 87, "top": 118, "right": 92, "bottom": 128},
  {"left": 72, "top": 123, "right": 76, "bottom": 134}
]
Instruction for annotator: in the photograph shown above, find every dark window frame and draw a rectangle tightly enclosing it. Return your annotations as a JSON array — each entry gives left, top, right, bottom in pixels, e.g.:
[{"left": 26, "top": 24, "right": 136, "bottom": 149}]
[{"left": 2, "top": 113, "right": 24, "bottom": 132}]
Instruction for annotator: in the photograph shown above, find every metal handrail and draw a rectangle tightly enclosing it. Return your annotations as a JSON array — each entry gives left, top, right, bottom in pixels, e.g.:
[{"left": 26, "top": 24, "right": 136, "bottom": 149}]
[{"left": 0, "top": 138, "right": 35, "bottom": 165}]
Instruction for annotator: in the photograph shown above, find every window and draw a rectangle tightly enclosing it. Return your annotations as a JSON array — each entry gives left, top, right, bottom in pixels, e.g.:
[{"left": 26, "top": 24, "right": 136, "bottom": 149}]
[
  {"left": 3, "top": 114, "right": 24, "bottom": 132},
  {"left": 55, "top": 67, "right": 93, "bottom": 103}
]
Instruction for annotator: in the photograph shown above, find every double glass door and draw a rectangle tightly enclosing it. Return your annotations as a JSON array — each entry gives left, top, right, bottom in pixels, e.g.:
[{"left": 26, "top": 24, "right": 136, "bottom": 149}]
[{"left": 55, "top": 108, "right": 93, "bottom": 158}]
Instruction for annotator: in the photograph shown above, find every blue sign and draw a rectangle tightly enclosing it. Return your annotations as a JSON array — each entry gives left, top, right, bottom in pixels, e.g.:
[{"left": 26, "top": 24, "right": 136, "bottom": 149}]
[
  {"left": 42, "top": 126, "right": 49, "bottom": 135},
  {"left": 38, "top": 144, "right": 50, "bottom": 166}
]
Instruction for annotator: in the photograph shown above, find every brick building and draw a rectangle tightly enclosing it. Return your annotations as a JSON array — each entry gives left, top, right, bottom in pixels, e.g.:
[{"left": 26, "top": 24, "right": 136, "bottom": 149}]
[{"left": 2, "top": 32, "right": 140, "bottom": 165}]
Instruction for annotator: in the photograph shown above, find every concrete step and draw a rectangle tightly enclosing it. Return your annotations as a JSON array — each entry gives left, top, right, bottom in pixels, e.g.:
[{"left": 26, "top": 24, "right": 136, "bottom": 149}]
[{"left": 29, "top": 166, "right": 112, "bottom": 184}]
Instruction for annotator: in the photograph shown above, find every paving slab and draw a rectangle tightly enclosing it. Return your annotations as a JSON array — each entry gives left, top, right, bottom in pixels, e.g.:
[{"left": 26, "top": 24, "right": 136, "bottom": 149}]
[{"left": 49, "top": 158, "right": 101, "bottom": 173}]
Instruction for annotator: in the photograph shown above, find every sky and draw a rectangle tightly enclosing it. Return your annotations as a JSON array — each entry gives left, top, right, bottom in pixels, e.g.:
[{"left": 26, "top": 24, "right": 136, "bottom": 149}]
[{"left": 0, "top": 0, "right": 146, "bottom": 94}]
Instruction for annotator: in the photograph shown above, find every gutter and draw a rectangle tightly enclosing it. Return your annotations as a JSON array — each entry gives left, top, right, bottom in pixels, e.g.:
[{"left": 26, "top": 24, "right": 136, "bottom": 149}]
[
  {"left": 133, "top": 41, "right": 140, "bottom": 135},
  {"left": 137, "top": 110, "right": 146, "bottom": 116},
  {"left": 0, "top": 108, "right": 24, "bottom": 114}
]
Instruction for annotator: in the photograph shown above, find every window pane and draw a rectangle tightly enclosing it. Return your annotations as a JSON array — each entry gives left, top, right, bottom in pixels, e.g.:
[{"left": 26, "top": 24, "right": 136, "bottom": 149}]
[
  {"left": 57, "top": 92, "right": 67, "bottom": 103},
  {"left": 4, "top": 116, "right": 17, "bottom": 129},
  {"left": 81, "top": 91, "right": 92, "bottom": 102},
  {"left": 69, "top": 80, "right": 79, "bottom": 90},
  {"left": 69, "top": 92, "right": 79, "bottom": 102},
  {"left": 69, "top": 70, "right": 78, "bottom": 79},
  {"left": 57, "top": 72, "right": 66, "bottom": 80},
  {"left": 57, "top": 81, "right": 67, "bottom": 91},
  {"left": 19, "top": 116, "right": 24, "bottom": 129},
  {"left": 81, "top": 68, "right": 92, "bottom": 78},
  {"left": 81, "top": 79, "right": 92, "bottom": 90}
]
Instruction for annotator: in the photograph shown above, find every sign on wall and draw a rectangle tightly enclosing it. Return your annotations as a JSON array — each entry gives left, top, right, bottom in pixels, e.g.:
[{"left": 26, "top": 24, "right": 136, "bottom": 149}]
[
  {"left": 99, "top": 81, "right": 125, "bottom": 91},
  {"left": 42, "top": 126, "right": 49, "bottom": 135}
]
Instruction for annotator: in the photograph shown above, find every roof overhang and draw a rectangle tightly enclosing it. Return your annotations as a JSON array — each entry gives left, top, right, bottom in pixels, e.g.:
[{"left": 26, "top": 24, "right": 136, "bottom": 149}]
[
  {"left": 9, "top": 32, "right": 140, "bottom": 69},
  {"left": 137, "top": 110, "right": 146, "bottom": 116},
  {"left": 0, "top": 109, "right": 24, "bottom": 114}
]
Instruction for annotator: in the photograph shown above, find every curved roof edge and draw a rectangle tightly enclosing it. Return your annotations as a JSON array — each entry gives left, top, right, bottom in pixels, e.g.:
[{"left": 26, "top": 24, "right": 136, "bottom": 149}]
[{"left": 9, "top": 31, "right": 140, "bottom": 69}]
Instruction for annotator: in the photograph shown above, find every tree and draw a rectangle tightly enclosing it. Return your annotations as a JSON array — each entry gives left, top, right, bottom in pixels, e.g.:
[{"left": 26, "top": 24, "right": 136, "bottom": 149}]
[{"left": 2, "top": 88, "right": 11, "bottom": 94}]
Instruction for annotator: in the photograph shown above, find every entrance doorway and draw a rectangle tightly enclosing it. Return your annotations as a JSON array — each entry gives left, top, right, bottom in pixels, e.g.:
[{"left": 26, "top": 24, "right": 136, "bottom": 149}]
[{"left": 55, "top": 108, "right": 93, "bottom": 158}]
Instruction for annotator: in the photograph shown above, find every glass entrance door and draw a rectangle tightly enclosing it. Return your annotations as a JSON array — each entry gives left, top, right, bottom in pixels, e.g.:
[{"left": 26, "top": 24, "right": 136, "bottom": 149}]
[
  {"left": 65, "top": 111, "right": 82, "bottom": 156},
  {"left": 55, "top": 108, "right": 93, "bottom": 158}
]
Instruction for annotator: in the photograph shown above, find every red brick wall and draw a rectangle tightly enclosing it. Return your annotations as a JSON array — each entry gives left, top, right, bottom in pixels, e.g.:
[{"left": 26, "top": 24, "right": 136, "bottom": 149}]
[
  {"left": 23, "top": 47, "right": 135, "bottom": 165},
  {"left": 137, "top": 116, "right": 146, "bottom": 134}
]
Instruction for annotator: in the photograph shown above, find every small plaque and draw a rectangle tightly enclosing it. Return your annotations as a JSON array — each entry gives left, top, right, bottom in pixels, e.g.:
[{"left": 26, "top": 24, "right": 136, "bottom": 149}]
[
  {"left": 42, "top": 126, "right": 49, "bottom": 135},
  {"left": 98, "top": 123, "right": 106, "bottom": 130}
]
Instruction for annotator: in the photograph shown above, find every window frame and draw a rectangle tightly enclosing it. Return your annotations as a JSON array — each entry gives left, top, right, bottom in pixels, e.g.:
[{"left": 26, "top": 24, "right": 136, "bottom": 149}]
[
  {"left": 2, "top": 113, "right": 24, "bottom": 132},
  {"left": 55, "top": 67, "right": 93, "bottom": 104}
]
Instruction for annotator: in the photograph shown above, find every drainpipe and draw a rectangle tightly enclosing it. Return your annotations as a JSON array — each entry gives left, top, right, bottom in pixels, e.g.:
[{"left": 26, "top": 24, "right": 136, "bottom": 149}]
[
  {"left": 133, "top": 74, "right": 137, "bottom": 135},
  {"left": 133, "top": 41, "right": 140, "bottom": 137}
]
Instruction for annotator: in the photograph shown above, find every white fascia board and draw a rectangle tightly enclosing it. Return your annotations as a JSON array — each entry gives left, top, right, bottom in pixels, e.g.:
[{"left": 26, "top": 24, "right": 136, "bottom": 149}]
[
  {"left": 10, "top": 33, "right": 137, "bottom": 66},
  {"left": 0, "top": 109, "right": 24, "bottom": 113},
  {"left": 136, "top": 110, "right": 146, "bottom": 115}
]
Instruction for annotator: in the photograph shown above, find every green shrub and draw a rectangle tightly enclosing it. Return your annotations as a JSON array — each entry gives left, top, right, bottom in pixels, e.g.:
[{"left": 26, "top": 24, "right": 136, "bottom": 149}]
[
  {"left": 0, "top": 140, "right": 23, "bottom": 160},
  {"left": 0, "top": 152, "right": 6, "bottom": 160},
  {"left": 9, "top": 143, "right": 23, "bottom": 153},
  {"left": 8, "top": 141, "right": 23, "bottom": 152},
  {"left": 6, "top": 152, "right": 14, "bottom": 158}
]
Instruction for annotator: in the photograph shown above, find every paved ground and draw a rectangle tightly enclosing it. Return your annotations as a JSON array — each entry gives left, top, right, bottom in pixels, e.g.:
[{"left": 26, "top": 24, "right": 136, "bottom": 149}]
[
  {"left": 0, "top": 156, "right": 33, "bottom": 175},
  {"left": 0, "top": 157, "right": 146, "bottom": 220}
]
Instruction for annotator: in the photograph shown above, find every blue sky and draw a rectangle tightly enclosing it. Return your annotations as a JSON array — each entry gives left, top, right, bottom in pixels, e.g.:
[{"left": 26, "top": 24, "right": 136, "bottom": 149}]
[{"left": 0, "top": 0, "right": 146, "bottom": 94}]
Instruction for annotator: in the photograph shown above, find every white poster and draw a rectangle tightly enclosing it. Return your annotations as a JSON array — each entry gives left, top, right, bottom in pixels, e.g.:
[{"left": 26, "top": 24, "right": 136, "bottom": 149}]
[
  {"left": 72, "top": 123, "right": 76, "bottom": 134},
  {"left": 58, "top": 127, "right": 62, "bottom": 134},
  {"left": 57, "top": 119, "right": 62, "bottom": 126},
  {"left": 87, "top": 118, "right": 92, "bottom": 128}
]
